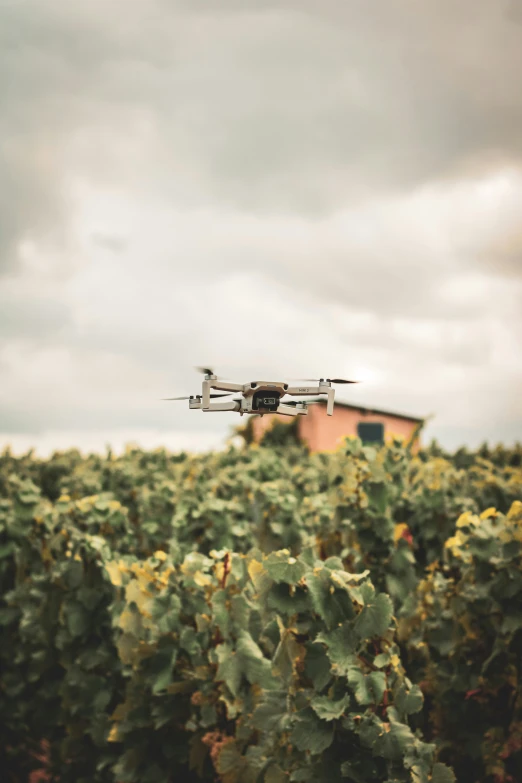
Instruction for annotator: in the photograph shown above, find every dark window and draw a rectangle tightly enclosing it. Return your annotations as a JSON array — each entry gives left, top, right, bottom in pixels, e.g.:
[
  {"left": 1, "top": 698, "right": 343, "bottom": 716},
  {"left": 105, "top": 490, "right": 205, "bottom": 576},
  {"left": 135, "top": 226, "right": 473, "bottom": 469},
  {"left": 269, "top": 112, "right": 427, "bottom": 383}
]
[{"left": 357, "top": 422, "right": 384, "bottom": 445}]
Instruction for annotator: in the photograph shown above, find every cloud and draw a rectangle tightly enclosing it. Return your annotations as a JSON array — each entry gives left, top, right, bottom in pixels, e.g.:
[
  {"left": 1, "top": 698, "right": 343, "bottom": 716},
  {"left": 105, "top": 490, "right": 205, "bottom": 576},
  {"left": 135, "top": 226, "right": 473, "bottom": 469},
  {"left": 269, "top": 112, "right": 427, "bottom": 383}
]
[
  {"left": 1, "top": 0, "right": 522, "bottom": 452},
  {"left": 3, "top": 0, "right": 522, "bottom": 248}
]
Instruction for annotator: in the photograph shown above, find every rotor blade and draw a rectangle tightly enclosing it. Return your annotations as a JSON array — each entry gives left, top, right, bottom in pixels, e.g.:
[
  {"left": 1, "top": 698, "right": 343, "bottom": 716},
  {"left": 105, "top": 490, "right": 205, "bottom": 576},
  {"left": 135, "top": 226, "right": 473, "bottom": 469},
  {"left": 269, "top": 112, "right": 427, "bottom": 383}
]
[
  {"left": 195, "top": 366, "right": 227, "bottom": 378},
  {"left": 288, "top": 377, "right": 359, "bottom": 384},
  {"left": 194, "top": 365, "right": 231, "bottom": 380},
  {"left": 284, "top": 400, "right": 322, "bottom": 407},
  {"left": 162, "top": 392, "right": 232, "bottom": 401}
]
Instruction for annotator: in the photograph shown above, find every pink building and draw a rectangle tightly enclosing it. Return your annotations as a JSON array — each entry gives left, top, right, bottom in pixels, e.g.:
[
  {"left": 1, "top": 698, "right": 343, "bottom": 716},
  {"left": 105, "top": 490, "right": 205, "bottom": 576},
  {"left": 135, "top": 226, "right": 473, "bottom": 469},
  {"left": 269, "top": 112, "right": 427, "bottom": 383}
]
[{"left": 251, "top": 399, "right": 424, "bottom": 452}]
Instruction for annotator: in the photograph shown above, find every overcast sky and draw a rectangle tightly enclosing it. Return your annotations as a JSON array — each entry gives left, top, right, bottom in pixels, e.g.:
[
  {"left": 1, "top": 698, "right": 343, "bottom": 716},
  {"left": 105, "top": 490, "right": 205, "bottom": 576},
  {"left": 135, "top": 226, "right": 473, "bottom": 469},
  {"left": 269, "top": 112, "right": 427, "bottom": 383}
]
[{"left": 1, "top": 0, "right": 522, "bottom": 455}]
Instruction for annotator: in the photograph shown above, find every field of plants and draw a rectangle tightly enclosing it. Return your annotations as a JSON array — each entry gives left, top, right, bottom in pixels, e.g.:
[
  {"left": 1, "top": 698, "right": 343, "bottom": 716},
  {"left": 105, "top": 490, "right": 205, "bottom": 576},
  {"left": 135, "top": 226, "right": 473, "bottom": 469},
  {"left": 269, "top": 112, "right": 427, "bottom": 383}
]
[{"left": 1, "top": 429, "right": 522, "bottom": 783}]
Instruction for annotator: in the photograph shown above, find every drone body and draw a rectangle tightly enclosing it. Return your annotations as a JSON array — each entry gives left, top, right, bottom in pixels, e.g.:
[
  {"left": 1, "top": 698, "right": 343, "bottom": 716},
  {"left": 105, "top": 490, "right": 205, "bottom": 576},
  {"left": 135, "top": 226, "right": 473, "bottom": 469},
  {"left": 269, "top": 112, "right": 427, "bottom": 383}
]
[{"left": 164, "top": 369, "right": 358, "bottom": 417}]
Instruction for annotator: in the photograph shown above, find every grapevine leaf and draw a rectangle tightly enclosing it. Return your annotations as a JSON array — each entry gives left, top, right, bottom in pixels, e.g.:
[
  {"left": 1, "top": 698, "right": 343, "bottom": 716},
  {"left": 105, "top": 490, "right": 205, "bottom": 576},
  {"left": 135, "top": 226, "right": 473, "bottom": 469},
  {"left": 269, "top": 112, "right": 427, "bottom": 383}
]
[
  {"left": 354, "top": 593, "right": 393, "bottom": 640},
  {"left": 272, "top": 629, "right": 306, "bottom": 683},
  {"left": 290, "top": 710, "right": 334, "bottom": 754},
  {"left": 347, "top": 668, "right": 386, "bottom": 706},
  {"left": 377, "top": 718, "right": 416, "bottom": 761},
  {"left": 216, "top": 739, "right": 245, "bottom": 778},
  {"left": 152, "top": 666, "right": 173, "bottom": 694},
  {"left": 236, "top": 630, "right": 276, "bottom": 689},
  {"left": 431, "top": 763, "right": 457, "bottom": 783},
  {"left": 323, "top": 556, "right": 344, "bottom": 570},
  {"left": 306, "top": 570, "right": 355, "bottom": 629},
  {"left": 367, "top": 481, "right": 387, "bottom": 514},
  {"left": 267, "top": 582, "right": 310, "bottom": 615},
  {"left": 211, "top": 589, "right": 231, "bottom": 639},
  {"left": 373, "top": 652, "right": 390, "bottom": 668},
  {"left": 264, "top": 551, "right": 308, "bottom": 584},
  {"left": 216, "top": 644, "right": 242, "bottom": 698},
  {"left": 304, "top": 644, "right": 333, "bottom": 691},
  {"left": 315, "top": 622, "right": 358, "bottom": 675},
  {"left": 310, "top": 693, "right": 350, "bottom": 721},
  {"left": 395, "top": 682, "right": 424, "bottom": 715},
  {"left": 247, "top": 558, "right": 273, "bottom": 595},
  {"left": 251, "top": 691, "right": 291, "bottom": 733}
]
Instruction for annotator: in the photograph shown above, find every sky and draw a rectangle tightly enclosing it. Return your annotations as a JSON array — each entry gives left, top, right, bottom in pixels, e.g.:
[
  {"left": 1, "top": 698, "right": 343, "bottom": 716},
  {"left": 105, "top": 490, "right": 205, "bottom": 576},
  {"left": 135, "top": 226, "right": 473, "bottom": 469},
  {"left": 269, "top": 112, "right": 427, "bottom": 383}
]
[{"left": 1, "top": 0, "right": 522, "bottom": 456}]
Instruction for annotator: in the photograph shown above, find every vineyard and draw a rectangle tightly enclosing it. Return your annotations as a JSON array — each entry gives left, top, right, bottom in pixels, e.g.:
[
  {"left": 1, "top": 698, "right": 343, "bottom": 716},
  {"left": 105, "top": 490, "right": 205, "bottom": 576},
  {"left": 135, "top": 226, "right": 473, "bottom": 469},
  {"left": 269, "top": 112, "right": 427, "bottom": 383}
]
[{"left": 1, "top": 432, "right": 522, "bottom": 783}]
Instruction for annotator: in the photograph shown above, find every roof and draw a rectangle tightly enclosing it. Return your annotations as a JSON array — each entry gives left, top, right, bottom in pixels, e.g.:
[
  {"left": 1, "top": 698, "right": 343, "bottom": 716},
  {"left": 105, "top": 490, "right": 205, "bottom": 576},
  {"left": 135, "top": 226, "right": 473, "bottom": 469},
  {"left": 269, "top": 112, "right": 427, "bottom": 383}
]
[{"left": 309, "top": 398, "right": 425, "bottom": 424}]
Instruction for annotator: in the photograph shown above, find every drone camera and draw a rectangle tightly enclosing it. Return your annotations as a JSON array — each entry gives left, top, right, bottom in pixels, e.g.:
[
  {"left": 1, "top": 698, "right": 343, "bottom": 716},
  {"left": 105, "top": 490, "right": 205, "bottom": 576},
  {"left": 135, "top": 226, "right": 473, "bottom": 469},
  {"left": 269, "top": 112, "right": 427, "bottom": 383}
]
[{"left": 252, "top": 390, "right": 281, "bottom": 411}]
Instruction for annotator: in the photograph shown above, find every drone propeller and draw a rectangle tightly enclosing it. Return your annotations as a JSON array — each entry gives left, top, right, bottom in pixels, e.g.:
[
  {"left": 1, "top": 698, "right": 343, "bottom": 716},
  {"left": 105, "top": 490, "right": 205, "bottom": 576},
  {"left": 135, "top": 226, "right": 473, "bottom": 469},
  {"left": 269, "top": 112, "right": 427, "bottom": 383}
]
[
  {"left": 195, "top": 366, "right": 229, "bottom": 379},
  {"left": 290, "top": 377, "right": 359, "bottom": 384},
  {"left": 162, "top": 393, "right": 232, "bottom": 401},
  {"left": 284, "top": 400, "right": 322, "bottom": 407}
]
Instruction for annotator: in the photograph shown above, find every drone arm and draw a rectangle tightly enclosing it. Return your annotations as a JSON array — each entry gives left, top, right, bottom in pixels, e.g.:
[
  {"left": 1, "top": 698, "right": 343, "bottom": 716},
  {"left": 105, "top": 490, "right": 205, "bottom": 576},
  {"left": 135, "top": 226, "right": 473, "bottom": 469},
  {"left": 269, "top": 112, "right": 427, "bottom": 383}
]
[
  {"left": 202, "top": 379, "right": 211, "bottom": 409},
  {"left": 285, "top": 383, "right": 335, "bottom": 416},
  {"left": 278, "top": 403, "right": 305, "bottom": 417},
  {"left": 285, "top": 385, "right": 321, "bottom": 395},
  {"left": 326, "top": 386, "right": 335, "bottom": 416},
  {"left": 210, "top": 381, "right": 244, "bottom": 393},
  {"left": 202, "top": 379, "right": 244, "bottom": 409},
  {"left": 203, "top": 400, "right": 241, "bottom": 412}
]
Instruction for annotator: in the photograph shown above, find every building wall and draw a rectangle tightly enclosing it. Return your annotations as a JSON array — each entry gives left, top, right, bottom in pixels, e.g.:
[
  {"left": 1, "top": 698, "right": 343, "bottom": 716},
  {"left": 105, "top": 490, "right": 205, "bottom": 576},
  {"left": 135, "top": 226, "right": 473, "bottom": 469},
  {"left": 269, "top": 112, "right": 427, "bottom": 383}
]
[{"left": 250, "top": 404, "right": 421, "bottom": 451}]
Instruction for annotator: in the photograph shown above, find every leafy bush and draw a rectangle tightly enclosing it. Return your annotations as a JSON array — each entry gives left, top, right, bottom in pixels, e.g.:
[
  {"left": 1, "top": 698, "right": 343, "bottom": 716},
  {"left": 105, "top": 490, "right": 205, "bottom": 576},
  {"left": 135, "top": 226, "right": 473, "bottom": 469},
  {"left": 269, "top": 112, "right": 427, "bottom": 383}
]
[
  {"left": 399, "top": 501, "right": 522, "bottom": 782},
  {"left": 0, "top": 480, "right": 124, "bottom": 782},
  {"left": 0, "top": 439, "right": 521, "bottom": 782},
  {"left": 103, "top": 547, "right": 452, "bottom": 783}
]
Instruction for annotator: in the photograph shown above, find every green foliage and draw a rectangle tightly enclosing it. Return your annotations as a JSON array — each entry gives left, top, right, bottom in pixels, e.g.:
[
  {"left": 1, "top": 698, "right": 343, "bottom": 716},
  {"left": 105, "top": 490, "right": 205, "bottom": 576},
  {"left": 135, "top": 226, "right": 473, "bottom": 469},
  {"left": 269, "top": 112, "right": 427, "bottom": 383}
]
[
  {"left": 105, "top": 549, "right": 449, "bottom": 783},
  {"left": 400, "top": 501, "right": 522, "bottom": 782},
  {"left": 0, "top": 439, "right": 521, "bottom": 782}
]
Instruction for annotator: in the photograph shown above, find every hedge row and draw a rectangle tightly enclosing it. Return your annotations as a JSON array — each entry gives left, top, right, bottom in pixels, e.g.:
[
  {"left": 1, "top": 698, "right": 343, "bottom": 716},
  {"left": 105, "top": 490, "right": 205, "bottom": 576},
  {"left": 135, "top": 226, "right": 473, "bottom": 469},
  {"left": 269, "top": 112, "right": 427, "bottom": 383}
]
[
  {"left": 1, "top": 502, "right": 453, "bottom": 783},
  {"left": 1, "top": 438, "right": 521, "bottom": 782}
]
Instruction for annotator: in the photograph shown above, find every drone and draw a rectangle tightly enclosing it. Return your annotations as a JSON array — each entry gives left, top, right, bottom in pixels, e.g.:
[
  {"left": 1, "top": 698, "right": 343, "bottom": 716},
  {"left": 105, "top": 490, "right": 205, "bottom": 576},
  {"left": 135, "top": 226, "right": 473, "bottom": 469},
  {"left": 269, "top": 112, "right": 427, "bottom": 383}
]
[{"left": 163, "top": 368, "right": 359, "bottom": 417}]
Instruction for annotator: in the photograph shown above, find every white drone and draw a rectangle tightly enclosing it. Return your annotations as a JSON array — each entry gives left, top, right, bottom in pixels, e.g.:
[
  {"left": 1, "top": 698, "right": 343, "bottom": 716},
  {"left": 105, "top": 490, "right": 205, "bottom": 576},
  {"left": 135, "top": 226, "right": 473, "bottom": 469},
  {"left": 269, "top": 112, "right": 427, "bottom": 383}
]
[{"left": 163, "top": 368, "right": 358, "bottom": 417}]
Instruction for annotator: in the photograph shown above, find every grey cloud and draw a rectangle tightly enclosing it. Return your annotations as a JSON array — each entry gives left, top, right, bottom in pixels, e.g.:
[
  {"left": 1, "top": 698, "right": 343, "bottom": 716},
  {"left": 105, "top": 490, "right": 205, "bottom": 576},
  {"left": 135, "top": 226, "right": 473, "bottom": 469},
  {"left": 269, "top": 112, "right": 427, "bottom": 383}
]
[
  {"left": 479, "top": 227, "right": 522, "bottom": 279},
  {"left": 0, "top": 294, "right": 71, "bottom": 339},
  {"left": 0, "top": 401, "right": 228, "bottom": 435},
  {"left": 1, "top": 0, "right": 522, "bottom": 450},
  {"left": 91, "top": 233, "right": 128, "bottom": 253},
  {"left": 0, "top": 138, "right": 66, "bottom": 276},
  {"left": 3, "top": 0, "right": 522, "bottom": 269}
]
